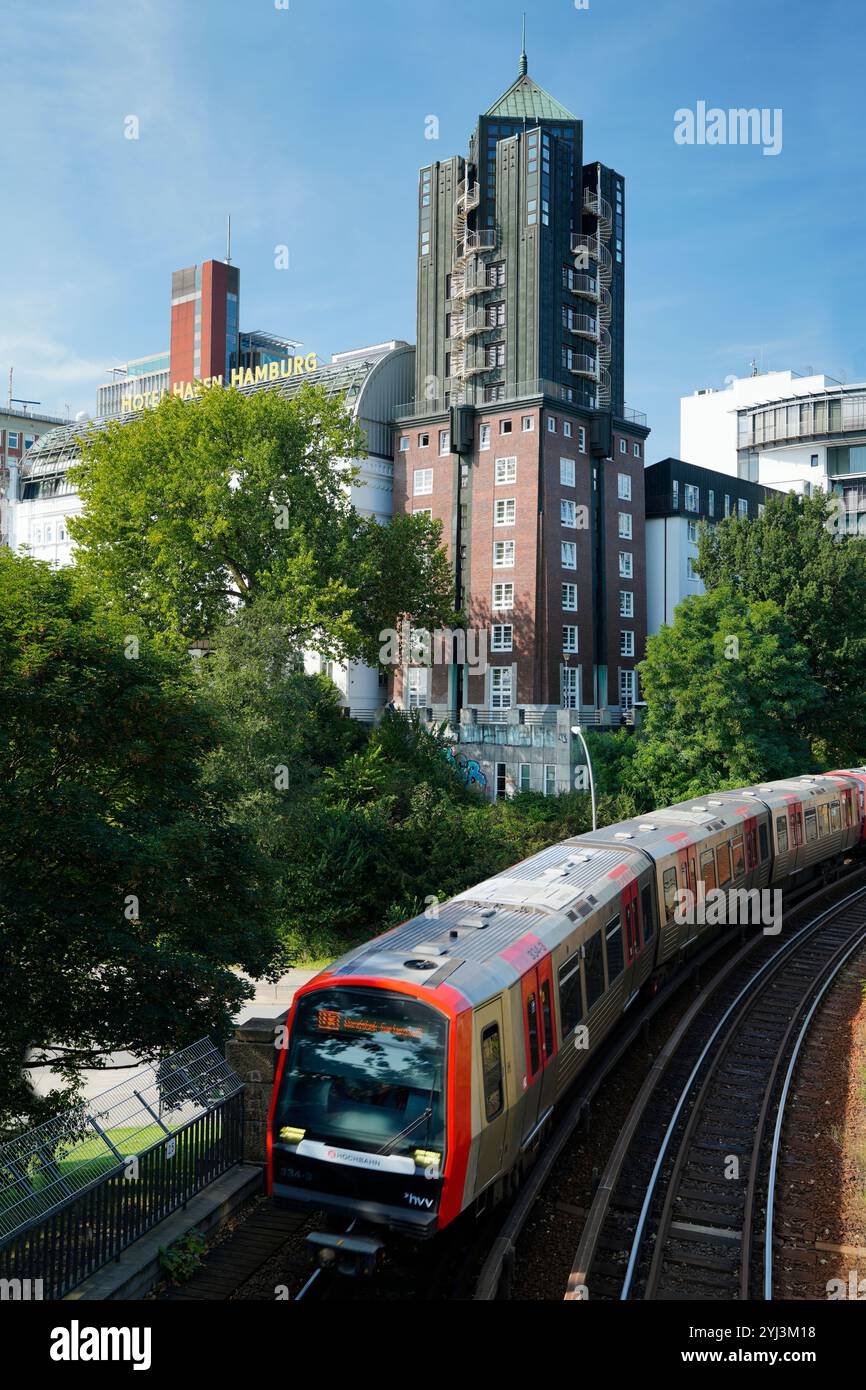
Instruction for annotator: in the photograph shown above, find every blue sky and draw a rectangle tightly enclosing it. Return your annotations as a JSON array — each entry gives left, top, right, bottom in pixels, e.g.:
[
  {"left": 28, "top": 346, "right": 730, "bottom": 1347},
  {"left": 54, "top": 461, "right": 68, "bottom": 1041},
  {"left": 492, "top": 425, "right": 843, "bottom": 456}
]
[{"left": 1, "top": 0, "right": 864, "bottom": 458}]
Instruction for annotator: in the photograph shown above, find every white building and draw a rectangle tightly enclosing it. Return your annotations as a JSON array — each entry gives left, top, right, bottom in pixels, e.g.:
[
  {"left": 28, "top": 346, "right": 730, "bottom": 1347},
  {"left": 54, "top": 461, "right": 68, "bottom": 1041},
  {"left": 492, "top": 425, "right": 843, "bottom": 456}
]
[
  {"left": 11, "top": 341, "right": 415, "bottom": 721},
  {"left": 680, "top": 370, "right": 866, "bottom": 504}
]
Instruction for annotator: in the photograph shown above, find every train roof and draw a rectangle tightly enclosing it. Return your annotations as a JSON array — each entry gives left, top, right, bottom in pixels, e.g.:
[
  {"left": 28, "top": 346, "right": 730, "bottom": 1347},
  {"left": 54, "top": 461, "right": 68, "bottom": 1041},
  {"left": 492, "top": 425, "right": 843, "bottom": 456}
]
[{"left": 307, "top": 772, "right": 862, "bottom": 1013}]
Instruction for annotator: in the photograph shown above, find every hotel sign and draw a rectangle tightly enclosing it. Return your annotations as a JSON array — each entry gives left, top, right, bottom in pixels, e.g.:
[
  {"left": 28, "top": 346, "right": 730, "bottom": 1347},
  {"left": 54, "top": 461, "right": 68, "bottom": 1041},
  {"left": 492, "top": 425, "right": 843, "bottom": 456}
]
[{"left": 121, "top": 354, "right": 319, "bottom": 413}]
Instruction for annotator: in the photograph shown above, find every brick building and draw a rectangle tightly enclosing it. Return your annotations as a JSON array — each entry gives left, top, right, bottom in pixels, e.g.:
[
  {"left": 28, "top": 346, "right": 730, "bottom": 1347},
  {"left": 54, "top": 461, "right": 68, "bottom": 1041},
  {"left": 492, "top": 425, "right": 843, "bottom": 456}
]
[{"left": 392, "top": 43, "right": 650, "bottom": 797}]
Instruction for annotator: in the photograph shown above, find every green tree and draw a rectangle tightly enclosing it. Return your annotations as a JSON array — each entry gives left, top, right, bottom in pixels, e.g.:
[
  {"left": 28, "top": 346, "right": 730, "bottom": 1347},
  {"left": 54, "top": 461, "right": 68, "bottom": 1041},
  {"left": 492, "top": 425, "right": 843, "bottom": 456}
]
[
  {"left": 630, "top": 585, "right": 823, "bottom": 805},
  {"left": 697, "top": 489, "right": 866, "bottom": 763},
  {"left": 70, "top": 384, "right": 456, "bottom": 656},
  {"left": 0, "top": 553, "right": 283, "bottom": 1129}
]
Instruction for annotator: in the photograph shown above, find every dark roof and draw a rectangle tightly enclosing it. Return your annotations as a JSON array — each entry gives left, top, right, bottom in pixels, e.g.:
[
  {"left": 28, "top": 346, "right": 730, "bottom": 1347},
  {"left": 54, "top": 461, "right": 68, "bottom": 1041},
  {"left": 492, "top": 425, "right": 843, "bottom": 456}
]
[{"left": 645, "top": 456, "right": 773, "bottom": 523}]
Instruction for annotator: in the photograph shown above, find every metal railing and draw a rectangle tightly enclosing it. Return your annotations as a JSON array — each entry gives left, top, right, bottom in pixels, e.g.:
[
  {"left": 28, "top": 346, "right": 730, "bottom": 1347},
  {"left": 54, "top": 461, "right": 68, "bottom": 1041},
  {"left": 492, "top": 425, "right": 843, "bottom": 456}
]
[{"left": 0, "top": 1040, "right": 244, "bottom": 1299}]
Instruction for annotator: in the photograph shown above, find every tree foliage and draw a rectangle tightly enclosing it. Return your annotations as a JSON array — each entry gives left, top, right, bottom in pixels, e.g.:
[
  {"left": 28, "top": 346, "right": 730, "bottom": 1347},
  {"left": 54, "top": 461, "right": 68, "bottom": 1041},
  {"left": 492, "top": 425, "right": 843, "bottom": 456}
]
[
  {"left": 697, "top": 489, "right": 866, "bottom": 764},
  {"left": 631, "top": 584, "right": 822, "bottom": 805},
  {"left": 0, "top": 553, "right": 283, "bottom": 1129},
  {"left": 70, "top": 384, "right": 456, "bottom": 660}
]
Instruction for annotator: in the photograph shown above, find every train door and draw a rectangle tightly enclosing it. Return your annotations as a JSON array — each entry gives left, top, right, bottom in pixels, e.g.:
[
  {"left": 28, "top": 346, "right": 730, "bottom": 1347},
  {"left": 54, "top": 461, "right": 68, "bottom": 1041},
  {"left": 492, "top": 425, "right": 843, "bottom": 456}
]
[
  {"left": 789, "top": 802, "right": 804, "bottom": 873},
  {"left": 678, "top": 845, "right": 698, "bottom": 944},
  {"left": 474, "top": 996, "right": 510, "bottom": 1194},
  {"left": 743, "top": 815, "right": 759, "bottom": 886},
  {"left": 622, "top": 878, "right": 642, "bottom": 1000},
  {"left": 519, "top": 962, "right": 557, "bottom": 1143}
]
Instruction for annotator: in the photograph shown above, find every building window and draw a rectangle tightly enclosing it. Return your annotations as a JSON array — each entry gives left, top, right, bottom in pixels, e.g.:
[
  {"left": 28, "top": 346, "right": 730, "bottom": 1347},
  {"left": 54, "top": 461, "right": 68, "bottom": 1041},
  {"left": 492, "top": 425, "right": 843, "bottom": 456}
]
[
  {"left": 684, "top": 483, "right": 700, "bottom": 513},
  {"left": 495, "top": 456, "right": 517, "bottom": 485},
  {"left": 399, "top": 435, "right": 410, "bottom": 452},
  {"left": 547, "top": 416, "right": 557, "bottom": 433},
  {"left": 24, "top": 435, "right": 35, "bottom": 450},
  {"left": 562, "top": 667, "right": 580, "bottom": 709},
  {"left": 620, "top": 630, "right": 635, "bottom": 657},
  {"left": 619, "top": 551, "right": 633, "bottom": 578},
  {"left": 618, "top": 512, "right": 632, "bottom": 539},
  {"left": 500, "top": 419, "right": 512, "bottom": 434},
  {"left": 491, "top": 623, "right": 513, "bottom": 652},
  {"left": 563, "top": 625, "right": 578, "bottom": 653},
  {"left": 9, "top": 432, "right": 19, "bottom": 448},
  {"left": 687, "top": 520, "right": 699, "bottom": 543},
  {"left": 724, "top": 494, "right": 731, "bottom": 517},
  {"left": 485, "top": 342, "right": 506, "bottom": 368},
  {"left": 439, "top": 429, "right": 451, "bottom": 455},
  {"left": 672, "top": 480, "right": 679, "bottom": 509},
  {"left": 619, "top": 669, "right": 636, "bottom": 710},
  {"left": 560, "top": 457, "right": 576, "bottom": 487},
  {"left": 561, "top": 541, "right": 577, "bottom": 569},
  {"left": 58, "top": 521, "right": 67, "bottom": 542},
  {"left": 493, "top": 540, "right": 515, "bottom": 567},
  {"left": 708, "top": 489, "right": 715, "bottom": 518},
  {"left": 485, "top": 384, "right": 506, "bottom": 403},
  {"left": 487, "top": 262, "right": 506, "bottom": 288},
  {"left": 521, "top": 415, "right": 534, "bottom": 432},
  {"left": 480, "top": 424, "right": 491, "bottom": 450},
  {"left": 737, "top": 497, "right": 749, "bottom": 519},
  {"left": 544, "top": 764, "right": 556, "bottom": 796},
  {"left": 406, "top": 667, "right": 428, "bottom": 709},
  {"left": 444, "top": 352, "right": 451, "bottom": 379},
  {"left": 620, "top": 590, "right": 633, "bottom": 618},
  {"left": 811, "top": 453, "right": 819, "bottom": 468},
  {"left": 445, "top": 273, "right": 452, "bottom": 299},
  {"left": 561, "top": 499, "right": 577, "bottom": 527},
  {"left": 495, "top": 497, "right": 516, "bottom": 526},
  {"left": 578, "top": 426, "right": 586, "bottom": 453},
  {"left": 413, "top": 468, "right": 433, "bottom": 496},
  {"left": 562, "top": 582, "right": 577, "bottom": 611},
  {"left": 618, "top": 473, "right": 631, "bottom": 501},
  {"left": 519, "top": 764, "right": 531, "bottom": 793},
  {"left": 491, "top": 667, "right": 512, "bottom": 710},
  {"left": 420, "top": 229, "right": 430, "bottom": 256},
  {"left": 486, "top": 302, "right": 506, "bottom": 328},
  {"left": 493, "top": 582, "right": 514, "bottom": 610},
  {"left": 687, "top": 555, "right": 699, "bottom": 580},
  {"left": 563, "top": 420, "right": 572, "bottom": 439},
  {"left": 418, "top": 432, "right": 429, "bottom": 448},
  {"left": 619, "top": 439, "right": 627, "bottom": 454},
  {"left": 413, "top": 507, "right": 433, "bottom": 518},
  {"left": 633, "top": 442, "right": 641, "bottom": 458}
]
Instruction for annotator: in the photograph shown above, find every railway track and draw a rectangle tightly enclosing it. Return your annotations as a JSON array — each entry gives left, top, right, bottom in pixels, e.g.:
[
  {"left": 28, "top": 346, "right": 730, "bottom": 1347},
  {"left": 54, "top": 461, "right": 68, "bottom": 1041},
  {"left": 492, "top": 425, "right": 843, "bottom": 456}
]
[{"left": 563, "top": 879, "right": 866, "bottom": 1302}]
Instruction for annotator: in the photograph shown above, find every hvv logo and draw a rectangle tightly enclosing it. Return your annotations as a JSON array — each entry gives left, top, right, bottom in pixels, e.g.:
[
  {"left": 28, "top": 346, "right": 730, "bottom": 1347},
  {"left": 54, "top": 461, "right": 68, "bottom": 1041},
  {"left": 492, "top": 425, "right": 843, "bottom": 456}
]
[{"left": 405, "top": 1193, "right": 434, "bottom": 1209}]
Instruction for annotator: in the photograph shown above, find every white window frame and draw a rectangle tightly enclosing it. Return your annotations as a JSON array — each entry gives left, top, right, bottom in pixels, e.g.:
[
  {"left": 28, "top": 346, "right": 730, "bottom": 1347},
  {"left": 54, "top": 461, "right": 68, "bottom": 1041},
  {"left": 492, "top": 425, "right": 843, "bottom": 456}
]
[
  {"left": 495, "top": 456, "right": 517, "bottom": 485},
  {"left": 490, "top": 667, "right": 513, "bottom": 710},
  {"left": 563, "top": 625, "right": 578, "bottom": 653},
  {"left": 561, "top": 499, "right": 577, "bottom": 528},
  {"left": 620, "top": 630, "right": 635, "bottom": 657},
  {"left": 491, "top": 623, "right": 513, "bottom": 652},
  {"left": 413, "top": 468, "right": 433, "bottom": 496},
  {"left": 547, "top": 416, "right": 557, "bottom": 433},
  {"left": 633, "top": 442, "right": 641, "bottom": 458},
  {"left": 406, "top": 667, "right": 428, "bottom": 709},
  {"left": 561, "top": 666, "right": 580, "bottom": 710},
  {"left": 685, "top": 483, "right": 700, "bottom": 513},
  {"left": 493, "top": 540, "right": 515, "bottom": 568},
  {"left": 618, "top": 511, "right": 632, "bottom": 539},
  {"left": 563, "top": 420, "right": 573, "bottom": 439},
  {"left": 521, "top": 415, "right": 534, "bottom": 432},
  {"left": 399, "top": 435, "right": 410, "bottom": 452},
  {"left": 480, "top": 423, "right": 491, "bottom": 451},
  {"left": 439, "top": 429, "right": 451, "bottom": 455},
  {"left": 413, "top": 507, "right": 433, "bottom": 519},
  {"left": 619, "top": 551, "right": 633, "bottom": 578},
  {"left": 544, "top": 764, "right": 556, "bottom": 796},
  {"left": 619, "top": 668, "right": 636, "bottom": 711},
  {"left": 619, "top": 439, "right": 627, "bottom": 454},
  {"left": 519, "top": 764, "right": 532, "bottom": 793},
  {"left": 578, "top": 426, "right": 586, "bottom": 453},
  {"left": 560, "top": 456, "right": 576, "bottom": 487},
  {"left": 619, "top": 589, "right": 634, "bottom": 618},
  {"left": 562, "top": 582, "right": 577, "bottom": 611},
  {"left": 492, "top": 582, "right": 514, "bottom": 610},
  {"left": 618, "top": 472, "right": 631, "bottom": 501},
  {"left": 418, "top": 432, "right": 429, "bottom": 448},
  {"left": 561, "top": 541, "right": 577, "bottom": 569},
  {"left": 494, "top": 497, "right": 516, "bottom": 526}
]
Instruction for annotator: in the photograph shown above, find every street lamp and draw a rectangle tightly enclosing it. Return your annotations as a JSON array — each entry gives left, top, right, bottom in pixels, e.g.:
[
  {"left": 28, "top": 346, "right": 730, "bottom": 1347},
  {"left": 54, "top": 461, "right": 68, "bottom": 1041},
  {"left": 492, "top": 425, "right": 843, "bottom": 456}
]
[{"left": 571, "top": 724, "right": 597, "bottom": 832}]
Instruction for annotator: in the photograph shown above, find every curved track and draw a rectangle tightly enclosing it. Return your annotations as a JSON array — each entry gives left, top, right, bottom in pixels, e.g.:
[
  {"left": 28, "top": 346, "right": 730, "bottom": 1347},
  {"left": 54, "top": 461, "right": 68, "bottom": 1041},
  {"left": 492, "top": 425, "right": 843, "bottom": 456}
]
[{"left": 564, "top": 879, "right": 866, "bottom": 1301}]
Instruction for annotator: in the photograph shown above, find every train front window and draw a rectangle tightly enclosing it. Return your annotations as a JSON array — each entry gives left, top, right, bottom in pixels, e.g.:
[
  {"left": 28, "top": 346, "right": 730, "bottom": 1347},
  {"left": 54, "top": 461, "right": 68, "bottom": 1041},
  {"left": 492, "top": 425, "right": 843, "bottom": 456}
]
[{"left": 275, "top": 988, "right": 447, "bottom": 1157}]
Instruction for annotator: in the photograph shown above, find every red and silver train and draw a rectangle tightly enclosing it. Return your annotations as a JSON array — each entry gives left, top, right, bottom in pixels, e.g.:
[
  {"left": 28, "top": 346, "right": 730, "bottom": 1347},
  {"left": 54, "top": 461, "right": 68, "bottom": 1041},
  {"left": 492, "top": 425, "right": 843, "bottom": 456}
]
[{"left": 268, "top": 769, "right": 866, "bottom": 1251}]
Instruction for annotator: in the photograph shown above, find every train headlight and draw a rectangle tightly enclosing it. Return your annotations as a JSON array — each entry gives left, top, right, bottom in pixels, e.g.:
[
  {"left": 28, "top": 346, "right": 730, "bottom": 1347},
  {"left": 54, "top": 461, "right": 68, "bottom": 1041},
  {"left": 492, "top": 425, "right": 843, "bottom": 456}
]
[{"left": 280, "top": 1125, "right": 306, "bottom": 1144}]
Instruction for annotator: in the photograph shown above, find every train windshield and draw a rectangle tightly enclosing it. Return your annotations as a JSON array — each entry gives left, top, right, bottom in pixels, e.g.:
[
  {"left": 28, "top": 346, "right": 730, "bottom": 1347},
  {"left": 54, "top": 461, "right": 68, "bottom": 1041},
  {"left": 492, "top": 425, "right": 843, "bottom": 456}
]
[{"left": 275, "top": 987, "right": 447, "bottom": 1158}]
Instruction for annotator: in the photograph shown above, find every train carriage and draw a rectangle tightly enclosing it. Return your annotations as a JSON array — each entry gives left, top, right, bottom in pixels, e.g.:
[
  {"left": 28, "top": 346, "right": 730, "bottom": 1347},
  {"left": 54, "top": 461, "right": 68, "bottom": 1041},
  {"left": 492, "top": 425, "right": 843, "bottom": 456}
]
[{"left": 268, "top": 766, "right": 865, "bottom": 1263}]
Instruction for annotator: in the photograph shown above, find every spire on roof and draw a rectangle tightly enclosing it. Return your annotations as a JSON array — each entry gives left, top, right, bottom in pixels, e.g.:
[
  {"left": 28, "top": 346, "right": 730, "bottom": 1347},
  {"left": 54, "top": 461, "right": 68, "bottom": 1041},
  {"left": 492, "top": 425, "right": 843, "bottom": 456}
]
[{"left": 519, "top": 13, "right": 527, "bottom": 76}]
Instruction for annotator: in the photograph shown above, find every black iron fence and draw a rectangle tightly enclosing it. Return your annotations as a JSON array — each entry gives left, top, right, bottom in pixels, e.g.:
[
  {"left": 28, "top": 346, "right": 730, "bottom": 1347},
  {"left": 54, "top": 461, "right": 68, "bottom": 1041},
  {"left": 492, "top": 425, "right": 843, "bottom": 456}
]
[{"left": 0, "top": 1040, "right": 245, "bottom": 1300}]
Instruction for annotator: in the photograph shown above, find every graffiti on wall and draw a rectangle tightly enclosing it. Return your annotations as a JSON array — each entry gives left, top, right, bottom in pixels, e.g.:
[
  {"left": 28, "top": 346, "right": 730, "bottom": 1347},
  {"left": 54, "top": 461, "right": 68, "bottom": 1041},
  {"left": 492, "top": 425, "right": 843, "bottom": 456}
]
[{"left": 444, "top": 746, "right": 487, "bottom": 793}]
